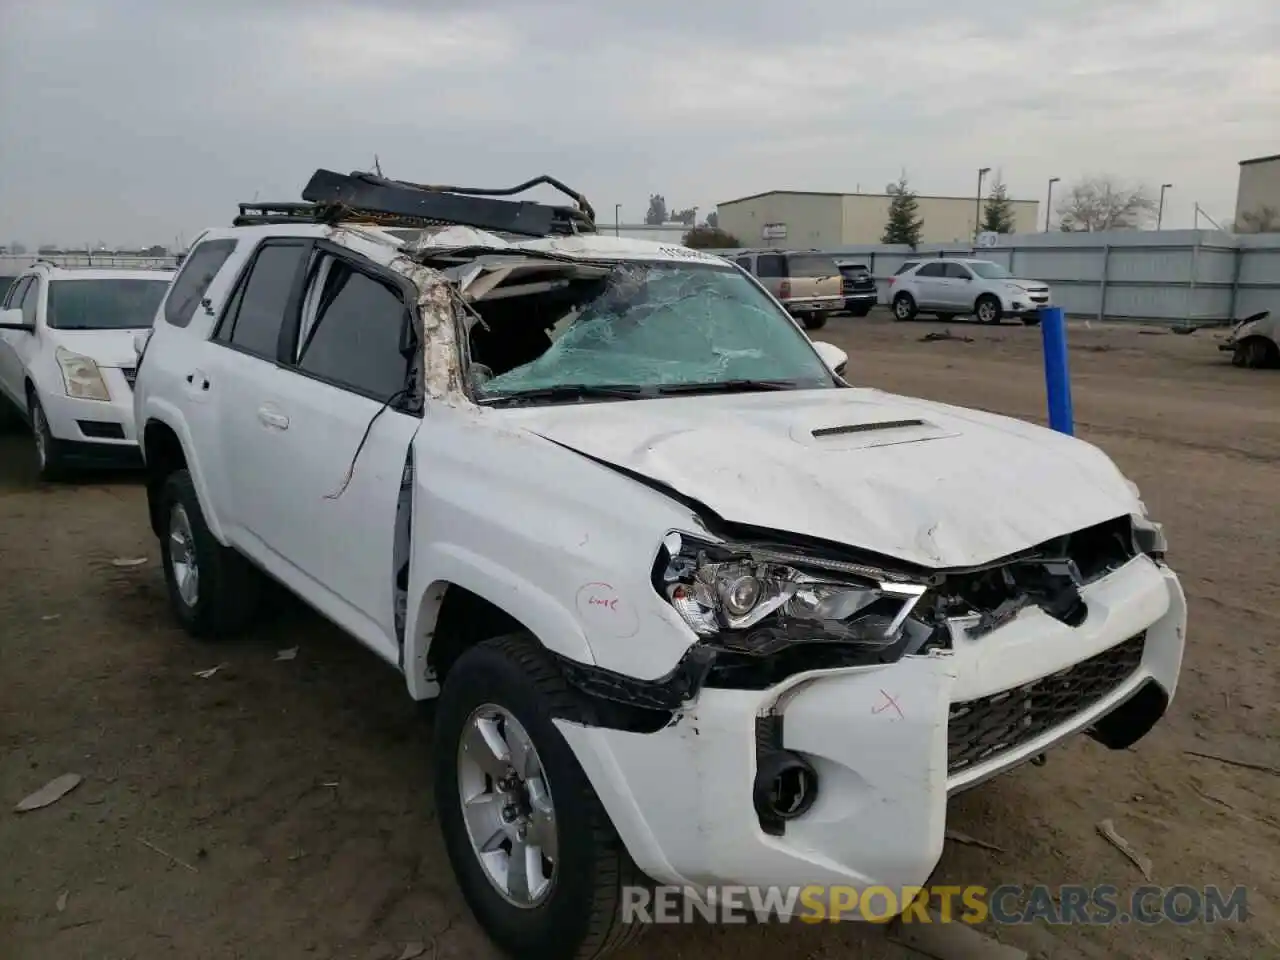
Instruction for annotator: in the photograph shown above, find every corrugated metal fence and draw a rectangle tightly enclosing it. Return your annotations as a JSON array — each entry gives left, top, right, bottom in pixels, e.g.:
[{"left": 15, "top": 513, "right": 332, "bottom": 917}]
[{"left": 715, "top": 230, "right": 1280, "bottom": 325}]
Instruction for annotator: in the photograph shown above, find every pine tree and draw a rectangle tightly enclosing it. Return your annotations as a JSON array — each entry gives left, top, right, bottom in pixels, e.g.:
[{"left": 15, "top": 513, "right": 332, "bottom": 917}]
[
  {"left": 981, "top": 179, "right": 1017, "bottom": 234},
  {"left": 881, "top": 175, "right": 924, "bottom": 247}
]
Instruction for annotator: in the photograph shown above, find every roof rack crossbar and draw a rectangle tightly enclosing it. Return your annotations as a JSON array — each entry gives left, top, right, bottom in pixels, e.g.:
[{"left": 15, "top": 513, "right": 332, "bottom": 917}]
[{"left": 239, "top": 169, "right": 596, "bottom": 237}]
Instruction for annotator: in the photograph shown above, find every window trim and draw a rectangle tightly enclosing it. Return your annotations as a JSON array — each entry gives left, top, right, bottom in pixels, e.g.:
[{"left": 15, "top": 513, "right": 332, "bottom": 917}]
[
  {"left": 19, "top": 276, "right": 42, "bottom": 326},
  {"left": 211, "top": 238, "right": 314, "bottom": 363},
  {"left": 279, "top": 241, "right": 425, "bottom": 413}
]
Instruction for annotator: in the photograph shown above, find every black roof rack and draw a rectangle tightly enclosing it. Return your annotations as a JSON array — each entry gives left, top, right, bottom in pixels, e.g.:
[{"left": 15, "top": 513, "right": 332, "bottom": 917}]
[{"left": 233, "top": 169, "right": 597, "bottom": 237}]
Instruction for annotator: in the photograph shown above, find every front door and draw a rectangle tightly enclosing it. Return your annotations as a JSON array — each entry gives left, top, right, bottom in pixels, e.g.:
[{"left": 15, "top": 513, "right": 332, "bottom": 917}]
[{"left": 912, "top": 261, "right": 948, "bottom": 308}]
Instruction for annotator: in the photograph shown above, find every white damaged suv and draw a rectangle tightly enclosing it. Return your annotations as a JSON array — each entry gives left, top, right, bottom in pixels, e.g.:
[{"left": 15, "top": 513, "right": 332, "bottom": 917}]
[{"left": 133, "top": 171, "right": 1185, "bottom": 959}]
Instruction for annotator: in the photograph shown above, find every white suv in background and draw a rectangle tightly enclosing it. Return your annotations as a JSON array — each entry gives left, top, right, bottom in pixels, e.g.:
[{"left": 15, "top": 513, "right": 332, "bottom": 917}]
[
  {"left": 133, "top": 170, "right": 1184, "bottom": 960},
  {"left": 0, "top": 262, "right": 173, "bottom": 478},
  {"left": 889, "top": 257, "right": 1051, "bottom": 325}
]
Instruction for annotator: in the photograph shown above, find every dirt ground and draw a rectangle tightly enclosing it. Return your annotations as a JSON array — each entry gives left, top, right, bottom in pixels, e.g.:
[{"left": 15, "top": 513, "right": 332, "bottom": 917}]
[{"left": 2, "top": 312, "right": 1277, "bottom": 960}]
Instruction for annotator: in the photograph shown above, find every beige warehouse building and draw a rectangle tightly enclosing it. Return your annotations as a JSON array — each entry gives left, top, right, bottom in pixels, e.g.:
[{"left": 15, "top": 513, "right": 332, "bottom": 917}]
[
  {"left": 717, "top": 189, "right": 1040, "bottom": 247},
  {"left": 1235, "top": 153, "right": 1280, "bottom": 231}
]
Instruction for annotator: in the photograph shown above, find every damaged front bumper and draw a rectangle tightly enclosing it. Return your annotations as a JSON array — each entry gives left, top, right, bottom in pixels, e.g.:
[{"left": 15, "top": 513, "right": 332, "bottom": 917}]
[{"left": 555, "top": 554, "right": 1184, "bottom": 904}]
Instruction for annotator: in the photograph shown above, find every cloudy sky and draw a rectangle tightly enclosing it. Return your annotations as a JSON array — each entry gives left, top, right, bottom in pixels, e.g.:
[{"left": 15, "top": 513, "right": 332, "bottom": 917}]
[{"left": 1, "top": 0, "right": 1277, "bottom": 247}]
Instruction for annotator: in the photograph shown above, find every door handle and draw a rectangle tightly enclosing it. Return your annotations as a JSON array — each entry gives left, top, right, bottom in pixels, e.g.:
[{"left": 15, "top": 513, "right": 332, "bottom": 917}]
[{"left": 257, "top": 407, "right": 289, "bottom": 430}]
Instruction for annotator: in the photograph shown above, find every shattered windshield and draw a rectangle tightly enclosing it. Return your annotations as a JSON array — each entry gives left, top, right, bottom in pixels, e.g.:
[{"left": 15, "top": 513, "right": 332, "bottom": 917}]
[{"left": 468, "top": 261, "right": 838, "bottom": 402}]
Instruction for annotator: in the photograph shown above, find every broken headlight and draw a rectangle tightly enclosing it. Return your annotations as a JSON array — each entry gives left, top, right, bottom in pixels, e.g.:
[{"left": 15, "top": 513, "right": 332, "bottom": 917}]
[
  {"left": 1131, "top": 514, "right": 1167, "bottom": 562},
  {"left": 654, "top": 532, "right": 930, "bottom": 657}
]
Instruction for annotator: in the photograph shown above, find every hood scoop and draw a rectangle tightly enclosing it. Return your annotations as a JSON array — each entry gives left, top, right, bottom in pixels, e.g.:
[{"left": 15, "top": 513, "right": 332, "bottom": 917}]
[{"left": 791, "top": 417, "right": 957, "bottom": 450}]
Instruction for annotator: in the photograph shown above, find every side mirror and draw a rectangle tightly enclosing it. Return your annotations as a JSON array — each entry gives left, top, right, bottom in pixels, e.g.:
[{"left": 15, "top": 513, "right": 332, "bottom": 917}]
[
  {"left": 0, "top": 308, "right": 34, "bottom": 333},
  {"left": 812, "top": 340, "right": 848, "bottom": 377}
]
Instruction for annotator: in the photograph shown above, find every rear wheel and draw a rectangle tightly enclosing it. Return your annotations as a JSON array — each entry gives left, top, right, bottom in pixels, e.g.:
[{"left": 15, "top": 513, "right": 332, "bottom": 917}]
[
  {"left": 975, "top": 295, "right": 1003, "bottom": 325},
  {"left": 893, "top": 293, "right": 917, "bottom": 321},
  {"left": 1234, "top": 337, "right": 1274, "bottom": 369},
  {"left": 802, "top": 313, "right": 828, "bottom": 331},
  {"left": 434, "top": 633, "right": 645, "bottom": 960},
  {"left": 158, "top": 469, "right": 262, "bottom": 639}
]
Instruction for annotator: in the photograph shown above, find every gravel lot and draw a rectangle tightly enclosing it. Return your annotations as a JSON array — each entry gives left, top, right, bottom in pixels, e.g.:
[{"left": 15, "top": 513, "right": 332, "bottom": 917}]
[{"left": 2, "top": 311, "right": 1277, "bottom": 960}]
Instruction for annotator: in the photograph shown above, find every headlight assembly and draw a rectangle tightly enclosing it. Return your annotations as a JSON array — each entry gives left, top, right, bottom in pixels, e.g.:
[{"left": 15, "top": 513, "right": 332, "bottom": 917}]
[
  {"left": 56, "top": 347, "right": 110, "bottom": 401},
  {"left": 655, "top": 531, "right": 930, "bottom": 658},
  {"left": 1131, "top": 514, "right": 1167, "bottom": 561}
]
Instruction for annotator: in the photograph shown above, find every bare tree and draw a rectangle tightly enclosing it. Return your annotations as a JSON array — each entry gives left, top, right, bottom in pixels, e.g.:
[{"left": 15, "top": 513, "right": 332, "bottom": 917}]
[
  {"left": 1056, "top": 176, "right": 1157, "bottom": 231},
  {"left": 1236, "top": 205, "right": 1280, "bottom": 234}
]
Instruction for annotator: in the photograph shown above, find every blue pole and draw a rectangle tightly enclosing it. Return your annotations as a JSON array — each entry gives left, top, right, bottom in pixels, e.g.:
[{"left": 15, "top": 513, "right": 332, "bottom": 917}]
[{"left": 1039, "top": 306, "right": 1074, "bottom": 435}]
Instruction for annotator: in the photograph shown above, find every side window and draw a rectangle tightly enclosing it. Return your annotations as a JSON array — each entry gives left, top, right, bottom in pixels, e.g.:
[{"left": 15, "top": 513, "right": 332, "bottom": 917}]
[
  {"left": 756, "top": 254, "right": 785, "bottom": 277},
  {"left": 734, "top": 256, "right": 753, "bottom": 273},
  {"left": 20, "top": 278, "right": 40, "bottom": 325},
  {"left": 945, "top": 263, "right": 973, "bottom": 279},
  {"left": 165, "top": 239, "right": 237, "bottom": 328},
  {"left": 893, "top": 261, "right": 919, "bottom": 276},
  {"left": 222, "top": 243, "right": 309, "bottom": 359},
  {"left": 4, "top": 277, "right": 31, "bottom": 310},
  {"left": 295, "top": 256, "right": 409, "bottom": 399},
  {"left": 916, "top": 262, "right": 947, "bottom": 278}
]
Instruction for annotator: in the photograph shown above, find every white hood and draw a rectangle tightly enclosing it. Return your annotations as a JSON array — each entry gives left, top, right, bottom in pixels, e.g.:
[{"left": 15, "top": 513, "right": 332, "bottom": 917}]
[
  {"left": 499, "top": 388, "right": 1141, "bottom": 569},
  {"left": 50, "top": 328, "right": 147, "bottom": 368}
]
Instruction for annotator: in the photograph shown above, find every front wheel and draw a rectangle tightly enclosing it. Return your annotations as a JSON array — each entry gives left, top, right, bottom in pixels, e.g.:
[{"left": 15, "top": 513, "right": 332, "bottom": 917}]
[
  {"left": 28, "top": 393, "right": 68, "bottom": 481},
  {"left": 975, "top": 295, "right": 1003, "bottom": 325},
  {"left": 802, "top": 313, "right": 828, "bottom": 331},
  {"left": 434, "top": 634, "right": 645, "bottom": 960},
  {"left": 1234, "top": 338, "right": 1272, "bottom": 369}
]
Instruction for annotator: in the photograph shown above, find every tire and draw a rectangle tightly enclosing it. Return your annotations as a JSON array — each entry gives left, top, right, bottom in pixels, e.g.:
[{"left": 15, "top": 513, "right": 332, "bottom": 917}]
[
  {"left": 434, "top": 633, "right": 646, "bottom": 960},
  {"left": 975, "top": 294, "right": 1003, "bottom": 325},
  {"left": 849, "top": 304, "right": 872, "bottom": 318},
  {"left": 802, "top": 313, "right": 828, "bottom": 331},
  {"left": 158, "top": 469, "right": 262, "bottom": 639},
  {"left": 28, "top": 392, "right": 68, "bottom": 481},
  {"left": 1234, "top": 338, "right": 1271, "bottom": 369},
  {"left": 892, "top": 293, "right": 917, "bottom": 322}
]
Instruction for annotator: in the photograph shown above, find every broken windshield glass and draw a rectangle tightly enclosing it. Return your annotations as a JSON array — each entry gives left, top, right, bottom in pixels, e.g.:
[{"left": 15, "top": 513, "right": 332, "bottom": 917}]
[{"left": 467, "top": 261, "right": 837, "bottom": 402}]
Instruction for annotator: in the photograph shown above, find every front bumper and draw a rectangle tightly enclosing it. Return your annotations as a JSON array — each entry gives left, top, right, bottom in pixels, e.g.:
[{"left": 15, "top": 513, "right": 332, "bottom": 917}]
[
  {"left": 38, "top": 367, "right": 139, "bottom": 448},
  {"left": 842, "top": 293, "right": 877, "bottom": 310},
  {"left": 1003, "top": 290, "right": 1051, "bottom": 315},
  {"left": 557, "top": 555, "right": 1184, "bottom": 906}
]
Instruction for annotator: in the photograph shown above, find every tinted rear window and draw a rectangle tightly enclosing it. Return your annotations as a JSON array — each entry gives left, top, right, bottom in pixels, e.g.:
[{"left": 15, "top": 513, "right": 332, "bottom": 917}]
[
  {"left": 46, "top": 279, "right": 171, "bottom": 330},
  {"left": 0, "top": 277, "right": 16, "bottom": 304},
  {"left": 787, "top": 254, "right": 839, "bottom": 278}
]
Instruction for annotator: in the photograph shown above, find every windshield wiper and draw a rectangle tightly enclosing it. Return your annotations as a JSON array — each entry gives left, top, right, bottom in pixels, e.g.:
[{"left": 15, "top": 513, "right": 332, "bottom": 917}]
[
  {"left": 653, "top": 379, "right": 802, "bottom": 395},
  {"left": 483, "top": 383, "right": 650, "bottom": 405}
]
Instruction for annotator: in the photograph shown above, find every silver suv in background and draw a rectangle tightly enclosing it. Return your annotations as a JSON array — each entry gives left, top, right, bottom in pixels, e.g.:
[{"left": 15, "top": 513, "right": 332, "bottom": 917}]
[
  {"left": 888, "top": 258, "right": 1051, "bottom": 325},
  {"left": 732, "top": 249, "right": 844, "bottom": 330}
]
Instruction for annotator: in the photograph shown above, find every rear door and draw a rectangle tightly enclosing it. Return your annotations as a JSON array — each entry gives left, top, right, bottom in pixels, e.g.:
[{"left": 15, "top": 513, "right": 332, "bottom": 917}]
[
  {"left": 911, "top": 262, "right": 948, "bottom": 307},
  {"left": 244, "top": 245, "right": 423, "bottom": 661}
]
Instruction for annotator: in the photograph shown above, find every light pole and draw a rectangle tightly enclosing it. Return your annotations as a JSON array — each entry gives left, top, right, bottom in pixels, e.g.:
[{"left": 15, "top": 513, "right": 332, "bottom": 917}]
[
  {"left": 975, "top": 167, "right": 991, "bottom": 239},
  {"left": 1045, "top": 177, "right": 1060, "bottom": 232},
  {"left": 614, "top": 204, "right": 621, "bottom": 237},
  {"left": 1157, "top": 184, "right": 1173, "bottom": 230}
]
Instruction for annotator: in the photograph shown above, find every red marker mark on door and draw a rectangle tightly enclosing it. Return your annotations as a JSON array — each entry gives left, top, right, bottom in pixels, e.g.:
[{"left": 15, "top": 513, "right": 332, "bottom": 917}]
[{"left": 873, "top": 689, "right": 905, "bottom": 720}]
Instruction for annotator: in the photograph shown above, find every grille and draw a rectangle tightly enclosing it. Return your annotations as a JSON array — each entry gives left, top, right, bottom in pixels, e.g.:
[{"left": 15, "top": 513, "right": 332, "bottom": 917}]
[
  {"left": 947, "top": 632, "right": 1146, "bottom": 776},
  {"left": 121, "top": 367, "right": 137, "bottom": 389}
]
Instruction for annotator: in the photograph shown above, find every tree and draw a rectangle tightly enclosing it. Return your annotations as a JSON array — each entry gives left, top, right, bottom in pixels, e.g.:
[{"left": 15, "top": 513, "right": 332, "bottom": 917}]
[
  {"left": 670, "top": 207, "right": 697, "bottom": 226},
  {"left": 981, "top": 178, "right": 1017, "bottom": 234},
  {"left": 1236, "top": 205, "right": 1280, "bottom": 234},
  {"left": 645, "top": 194, "right": 668, "bottom": 225},
  {"left": 881, "top": 175, "right": 924, "bottom": 247},
  {"left": 1056, "top": 176, "right": 1156, "bottom": 231},
  {"left": 682, "top": 225, "right": 741, "bottom": 249},
  {"left": 705, "top": 211, "right": 719, "bottom": 229}
]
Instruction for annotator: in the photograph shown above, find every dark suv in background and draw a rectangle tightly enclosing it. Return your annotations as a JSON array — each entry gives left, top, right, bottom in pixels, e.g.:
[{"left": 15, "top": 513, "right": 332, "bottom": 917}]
[{"left": 837, "top": 261, "right": 877, "bottom": 317}]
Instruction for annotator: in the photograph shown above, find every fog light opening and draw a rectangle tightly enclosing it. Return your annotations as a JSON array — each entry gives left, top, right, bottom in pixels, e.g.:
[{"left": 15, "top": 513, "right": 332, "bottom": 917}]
[{"left": 753, "top": 751, "right": 819, "bottom": 829}]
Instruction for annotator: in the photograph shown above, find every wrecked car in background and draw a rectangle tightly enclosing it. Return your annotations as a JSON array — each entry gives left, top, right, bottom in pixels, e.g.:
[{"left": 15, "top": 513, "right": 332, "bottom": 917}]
[
  {"left": 131, "top": 169, "right": 1187, "bottom": 960},
  {"left": 1220, "top": 310, "right": 1278, "bottom": 368}
]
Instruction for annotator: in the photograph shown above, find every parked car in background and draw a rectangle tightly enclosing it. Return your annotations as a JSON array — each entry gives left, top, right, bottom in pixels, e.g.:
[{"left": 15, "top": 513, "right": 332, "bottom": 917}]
[
  {"left": 1219, "top": 310, "right": 1278, "bottom": 369},
  {"left": 732, "top": 249, "right": 843, "bottom": 330},
  {"left": 837, "top": 261, "right": 876, "bottom": 317},
  {"left": 0, "top": 261, "right": 173, "bottom": 478},
  {"left": 889, "top": 258, "right": 1051, "bottom": 325}
]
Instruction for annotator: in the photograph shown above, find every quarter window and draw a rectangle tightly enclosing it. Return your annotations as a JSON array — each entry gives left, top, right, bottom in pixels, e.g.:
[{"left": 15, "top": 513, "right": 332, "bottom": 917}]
[
  {"left": 915, "top": 262, "right": 947, "bottom": 278},
  {"left": 165, "top": 239, "right": 237, "bottom": 328},
  {"left": 19, "top": 278, "right": 40, "bottom": 326},
  {"left": 756, "top": 254, "right": 785, "bottom": 277}
]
